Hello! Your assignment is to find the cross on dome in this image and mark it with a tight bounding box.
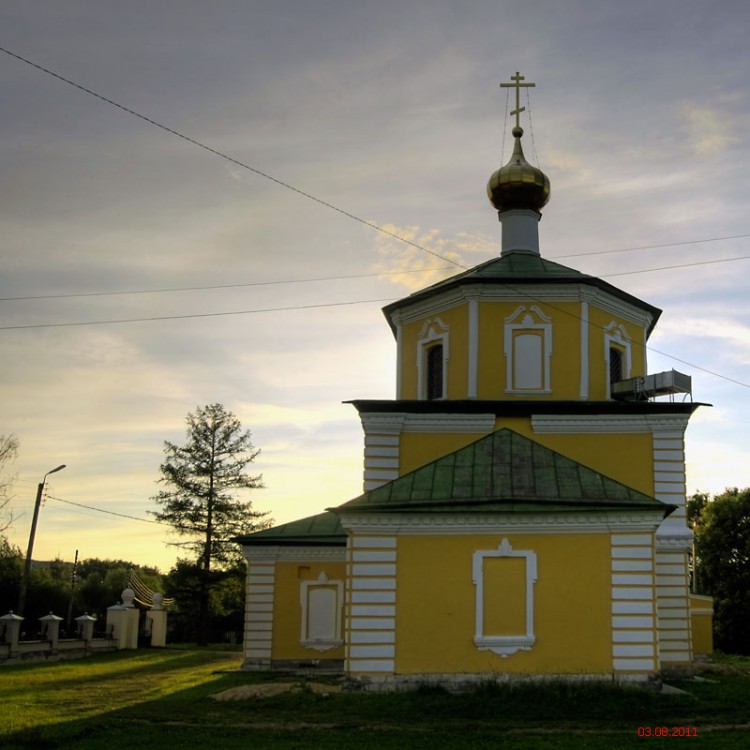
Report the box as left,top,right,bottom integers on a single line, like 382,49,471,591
500,71,536,130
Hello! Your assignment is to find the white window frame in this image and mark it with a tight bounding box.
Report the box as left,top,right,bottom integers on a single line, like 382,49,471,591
504,305,552,394
416,316,449,400
604,321,632,398
299,572,344,652
472,539,538,657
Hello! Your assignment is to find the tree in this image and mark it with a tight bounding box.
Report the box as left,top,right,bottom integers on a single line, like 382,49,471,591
693,487,750,654
0,434,19,534
150,403,269,644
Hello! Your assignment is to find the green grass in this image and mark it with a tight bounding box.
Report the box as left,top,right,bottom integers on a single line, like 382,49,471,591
1,650,749,748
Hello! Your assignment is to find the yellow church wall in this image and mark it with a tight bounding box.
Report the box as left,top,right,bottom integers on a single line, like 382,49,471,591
395,533,613,674
270,561,346,661
399,432,490,475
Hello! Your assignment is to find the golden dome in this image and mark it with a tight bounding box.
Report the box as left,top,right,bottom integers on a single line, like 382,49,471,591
487,126,550,214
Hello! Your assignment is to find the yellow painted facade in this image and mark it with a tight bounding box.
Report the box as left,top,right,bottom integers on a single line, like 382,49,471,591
397,298,648,403
394,533,614,675
270,561,346,662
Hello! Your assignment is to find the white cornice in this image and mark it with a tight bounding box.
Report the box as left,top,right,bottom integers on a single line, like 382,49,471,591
359,413,407,433
243,546,346,562
360,412,496,435
388,282,655,331
401,413,496,434
339,511,664,535
532,414,691,434
655,532,693,551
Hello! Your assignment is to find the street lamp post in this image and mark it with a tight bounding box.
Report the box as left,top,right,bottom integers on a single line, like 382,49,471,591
17,464,66,616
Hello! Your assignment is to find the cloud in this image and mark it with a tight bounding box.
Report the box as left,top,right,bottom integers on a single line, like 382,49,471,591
680,101,741,156
369,223,496,291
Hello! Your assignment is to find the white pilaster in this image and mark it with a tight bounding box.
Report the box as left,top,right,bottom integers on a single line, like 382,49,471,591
610,533,658,676
346,536,397,675
243,560,275,668
467,297,479,399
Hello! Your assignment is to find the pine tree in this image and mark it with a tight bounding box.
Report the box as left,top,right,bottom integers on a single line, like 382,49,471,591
151,403,268,644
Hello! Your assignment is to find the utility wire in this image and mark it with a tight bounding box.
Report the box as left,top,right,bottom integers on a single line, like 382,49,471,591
0,267,453,303
0,297,396,330
0,45,465,271
550,233,750,260
47,494,161,525
2,46,748,391
2,252,748,306
602,254,750,278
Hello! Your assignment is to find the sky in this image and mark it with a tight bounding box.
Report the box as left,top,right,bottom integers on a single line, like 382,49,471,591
2,0,749,573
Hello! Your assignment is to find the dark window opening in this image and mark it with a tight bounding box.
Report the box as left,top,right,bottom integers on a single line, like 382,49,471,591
609,347,624,384
426,344,444,400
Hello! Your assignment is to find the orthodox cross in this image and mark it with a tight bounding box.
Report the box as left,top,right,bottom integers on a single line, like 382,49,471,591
500,72,536,129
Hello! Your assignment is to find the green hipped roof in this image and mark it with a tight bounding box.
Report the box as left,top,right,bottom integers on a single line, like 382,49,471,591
382,251,662,335
235,511,345,547
236,429,672,547
334,428,672,516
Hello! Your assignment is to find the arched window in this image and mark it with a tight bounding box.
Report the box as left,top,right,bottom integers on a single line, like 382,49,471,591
604,322,632,398
417,317,449,400
425,343,444,400
609,346,624,385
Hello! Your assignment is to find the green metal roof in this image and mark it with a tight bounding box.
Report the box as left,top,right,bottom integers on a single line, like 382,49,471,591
235,511,346,547
334,428,671,516
382,251,662,335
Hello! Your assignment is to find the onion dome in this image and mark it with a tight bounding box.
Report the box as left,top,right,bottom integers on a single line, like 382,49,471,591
487,126,550,214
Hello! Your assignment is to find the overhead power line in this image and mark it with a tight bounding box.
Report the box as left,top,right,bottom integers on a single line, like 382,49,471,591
2,46,748,393
550,233,750,260
0,267,453,303
0,45,465,271
47,494,160,525
0,297,396,330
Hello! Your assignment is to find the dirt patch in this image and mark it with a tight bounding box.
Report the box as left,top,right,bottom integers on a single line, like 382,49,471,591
692,661,748,677
212,682,342,701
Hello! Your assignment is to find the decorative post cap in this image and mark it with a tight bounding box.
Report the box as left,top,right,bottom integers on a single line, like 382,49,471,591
0,611,24,622
39,612,64,622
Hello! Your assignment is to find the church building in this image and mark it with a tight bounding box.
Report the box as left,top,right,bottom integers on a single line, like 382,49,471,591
236,74,712,686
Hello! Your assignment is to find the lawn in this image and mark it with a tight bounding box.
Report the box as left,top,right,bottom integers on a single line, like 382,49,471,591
1,649,749,749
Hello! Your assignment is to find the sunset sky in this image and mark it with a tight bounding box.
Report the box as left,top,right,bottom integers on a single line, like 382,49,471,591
2,1,749,572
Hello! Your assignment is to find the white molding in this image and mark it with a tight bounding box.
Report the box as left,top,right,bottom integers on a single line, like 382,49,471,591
531,414,690,434
396,324,403,399
299,572,344,652
389,283,655,332
604,322,632,399
468,297,479,399
473,539,538,656
339,511,665,535
243,547,346,563
416,316,449,400
360,412,497,436
400,413,497,434
654,534,692,551
504,305,552,394
580,301,589,400
360,413,407,433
